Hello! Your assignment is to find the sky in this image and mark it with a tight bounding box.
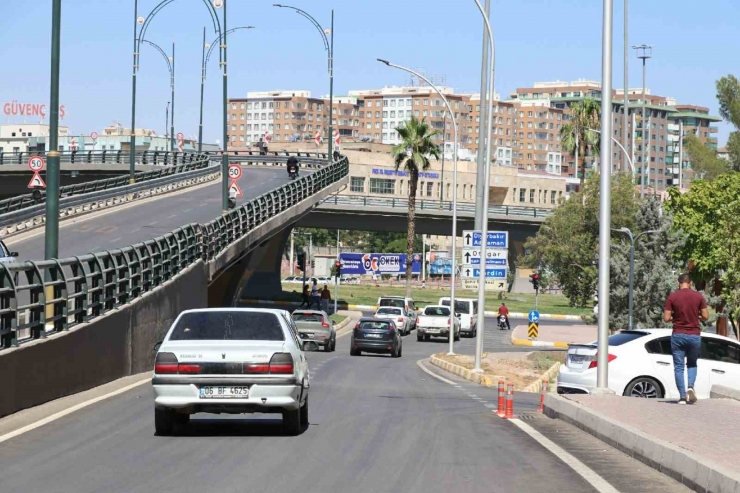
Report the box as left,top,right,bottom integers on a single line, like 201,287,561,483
1,0,738,145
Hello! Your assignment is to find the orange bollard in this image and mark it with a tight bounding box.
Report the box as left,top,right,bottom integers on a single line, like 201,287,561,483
537,380,548,413
495,380,506,416
504,383,515,419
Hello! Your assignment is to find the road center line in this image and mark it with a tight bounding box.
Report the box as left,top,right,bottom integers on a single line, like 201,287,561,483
0,377,151,445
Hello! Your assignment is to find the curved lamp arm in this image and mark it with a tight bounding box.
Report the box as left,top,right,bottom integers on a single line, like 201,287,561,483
141,39,173,76
205,26,254,75
273,4,329,53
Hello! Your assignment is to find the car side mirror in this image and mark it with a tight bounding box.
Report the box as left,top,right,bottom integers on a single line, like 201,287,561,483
153,341,163,352
10,252,18,257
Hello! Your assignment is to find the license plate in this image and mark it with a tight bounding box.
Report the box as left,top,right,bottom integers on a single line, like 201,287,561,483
199,386,249,399
366,333,382,339
570,355,586,364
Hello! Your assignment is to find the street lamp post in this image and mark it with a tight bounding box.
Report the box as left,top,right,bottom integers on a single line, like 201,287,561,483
588,127,635,176
632,44,652,198
378,59,460,356
140,39,175,152
199,26,255,153
622,0,629,173
45,0,62,261
472,0,496,372
613,228,656,330
474,0,491,230
273,4,334,164
131,0,175,184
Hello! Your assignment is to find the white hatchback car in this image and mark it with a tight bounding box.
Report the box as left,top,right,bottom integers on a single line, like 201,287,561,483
152,308,310,436
558,329,740,399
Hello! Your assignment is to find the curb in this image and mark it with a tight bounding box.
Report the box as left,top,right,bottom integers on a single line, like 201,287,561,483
710,385,740,402
544,394,740,493
429,355,497,387
511,337,570,349
244,299,584,319
521,361,561,393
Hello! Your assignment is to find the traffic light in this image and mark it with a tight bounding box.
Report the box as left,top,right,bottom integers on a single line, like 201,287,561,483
296,251,306,272
334,260,342,278
530,272,540,294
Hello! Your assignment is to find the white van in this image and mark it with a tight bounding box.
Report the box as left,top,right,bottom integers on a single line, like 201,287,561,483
438,297,478,337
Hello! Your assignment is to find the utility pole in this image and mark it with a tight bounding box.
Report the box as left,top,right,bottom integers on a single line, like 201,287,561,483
170,42,175,152
474,0,491,230
678,120,684,189
334,230,340,315
290,230,295,276
45,0,62,262
622,0,629,172
633,44,652,197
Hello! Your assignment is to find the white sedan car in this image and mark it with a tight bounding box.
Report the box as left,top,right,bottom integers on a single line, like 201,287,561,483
152,308,310,436
373,307,410,335
558,329,740,400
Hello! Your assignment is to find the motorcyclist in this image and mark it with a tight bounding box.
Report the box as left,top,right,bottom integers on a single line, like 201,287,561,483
498,302,511,330
287,155,299,177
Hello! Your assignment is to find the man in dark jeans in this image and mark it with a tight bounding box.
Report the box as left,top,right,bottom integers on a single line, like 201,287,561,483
663,273,709,404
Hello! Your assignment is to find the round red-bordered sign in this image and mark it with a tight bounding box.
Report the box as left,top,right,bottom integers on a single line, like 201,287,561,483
90,131,98,141
27,155,45,172
228,164,242,180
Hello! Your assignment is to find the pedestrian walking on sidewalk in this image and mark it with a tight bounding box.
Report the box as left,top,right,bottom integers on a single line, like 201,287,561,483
310,280,321,310
320,284,331,313
663,273,709,404
299,284,310,309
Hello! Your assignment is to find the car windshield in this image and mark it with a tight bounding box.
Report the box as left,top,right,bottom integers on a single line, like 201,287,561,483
379,298,405,308
377,308,402,315
608,331,649,346
169,311,285,341
359,321,391,331
424,307,450,316
0,241,8,257
441,300,469,314
293,312,324,323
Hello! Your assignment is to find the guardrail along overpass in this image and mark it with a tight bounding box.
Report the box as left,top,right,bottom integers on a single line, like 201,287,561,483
0,152,348,418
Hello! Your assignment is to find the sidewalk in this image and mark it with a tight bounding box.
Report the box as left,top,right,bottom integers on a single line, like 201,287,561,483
545,393,740,492
511,324,596,348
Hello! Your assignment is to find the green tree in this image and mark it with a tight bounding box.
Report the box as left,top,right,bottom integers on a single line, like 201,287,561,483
559,98,601,190
523,172,638,307
610,196,685,331
667,172,740,338
684,134,727,181
392,117,441,297
716,75,740,171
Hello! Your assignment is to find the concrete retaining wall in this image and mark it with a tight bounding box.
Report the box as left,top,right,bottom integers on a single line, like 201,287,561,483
0,261,207,418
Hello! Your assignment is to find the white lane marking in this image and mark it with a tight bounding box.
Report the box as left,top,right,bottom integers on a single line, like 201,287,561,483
167,214,177,219
509,419,621,493
148,221,158,226
417,358,620,493
183,209,193,213
199,203,208,207
109,237,122,244
131,228,141,233
0,377,151,445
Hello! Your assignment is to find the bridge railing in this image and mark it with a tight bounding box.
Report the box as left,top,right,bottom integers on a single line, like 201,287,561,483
322,195,553,218
0,150,205,167
0,155,349,349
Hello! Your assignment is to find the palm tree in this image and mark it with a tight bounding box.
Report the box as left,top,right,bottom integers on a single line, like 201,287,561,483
560,98,601,190
392,117,441,298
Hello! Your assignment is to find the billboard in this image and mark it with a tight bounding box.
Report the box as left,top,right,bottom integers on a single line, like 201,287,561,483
339,252,421,275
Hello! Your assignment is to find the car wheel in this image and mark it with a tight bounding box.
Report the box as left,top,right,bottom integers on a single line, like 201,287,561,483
454,331,460,342
392,345,400,358
283,407,302,436
624,377,663,399
331,338,336,352
424,334,430,341
300,398,309,427
174,413,190,427
154,408,175,436
417,332,423,342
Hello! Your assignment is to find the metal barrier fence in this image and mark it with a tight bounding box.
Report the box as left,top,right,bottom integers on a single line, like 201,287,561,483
321,195,553,219
0,155,349,349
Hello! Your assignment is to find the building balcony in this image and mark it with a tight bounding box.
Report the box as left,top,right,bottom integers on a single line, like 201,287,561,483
710,127,719,133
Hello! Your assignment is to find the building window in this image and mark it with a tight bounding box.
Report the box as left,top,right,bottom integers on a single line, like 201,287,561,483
350,176,365,192
369,178,395,194
551,191,556,204
519,188,526,202
530,190,535,203
426,182,433,197
512,188,517,202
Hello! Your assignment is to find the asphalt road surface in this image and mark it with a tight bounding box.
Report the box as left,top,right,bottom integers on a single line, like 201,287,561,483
6,167,299,261
0,327,689,493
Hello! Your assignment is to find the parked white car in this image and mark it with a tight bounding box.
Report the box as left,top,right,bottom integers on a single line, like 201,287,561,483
373,307,410,335
558,329,740,400
152,308,310,436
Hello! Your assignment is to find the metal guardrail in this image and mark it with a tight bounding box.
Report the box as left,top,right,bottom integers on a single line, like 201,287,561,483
321,195,553,219
0,150,203,166
0,155,349,349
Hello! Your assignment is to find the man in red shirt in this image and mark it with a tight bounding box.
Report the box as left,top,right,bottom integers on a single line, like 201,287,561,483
498,303,511,330
663,273,709,404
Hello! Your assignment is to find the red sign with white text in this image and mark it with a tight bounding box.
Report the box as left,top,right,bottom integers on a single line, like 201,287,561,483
3,101,66,120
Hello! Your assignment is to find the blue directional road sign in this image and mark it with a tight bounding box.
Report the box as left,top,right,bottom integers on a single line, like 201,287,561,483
463,230,509,249
528,310,540,323
461,267,507,279
465,257,507,266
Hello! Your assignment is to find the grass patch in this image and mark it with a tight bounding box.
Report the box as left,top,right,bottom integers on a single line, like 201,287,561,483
278,283,589,316
330,314,347,325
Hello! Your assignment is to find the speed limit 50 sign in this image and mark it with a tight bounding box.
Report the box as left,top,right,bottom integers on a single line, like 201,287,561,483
227,164,242,180
28,155,45,172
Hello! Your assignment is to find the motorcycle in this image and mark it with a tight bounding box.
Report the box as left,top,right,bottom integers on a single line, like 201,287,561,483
498,315,508,331
288,165,299,180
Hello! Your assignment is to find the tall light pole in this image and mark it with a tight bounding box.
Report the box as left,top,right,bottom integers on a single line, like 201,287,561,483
588,127,635,176
622,0,629,173
273,4,334,164
474,0,491,230
199,26,254,153
633,44,652,197
472,0,496,373
378,59,460,356
45,0,62,261
613,228,656,330
596,0,614,391
140,39,175,152
131,0,175,184
165,101,170,140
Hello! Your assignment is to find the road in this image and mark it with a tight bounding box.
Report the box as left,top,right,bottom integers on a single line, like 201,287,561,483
0,323,689,493
5,167,298,261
